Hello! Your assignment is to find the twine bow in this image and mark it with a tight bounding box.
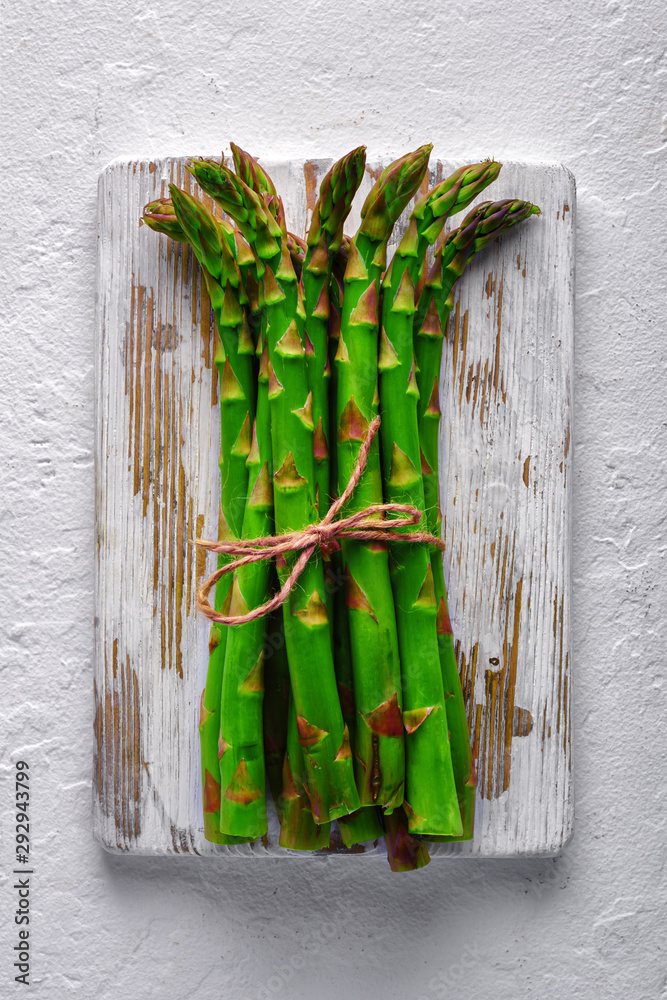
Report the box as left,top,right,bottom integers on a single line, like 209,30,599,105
196,416,445,627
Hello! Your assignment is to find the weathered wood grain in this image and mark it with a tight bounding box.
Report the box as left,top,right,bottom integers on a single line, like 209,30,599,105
93,156,575,857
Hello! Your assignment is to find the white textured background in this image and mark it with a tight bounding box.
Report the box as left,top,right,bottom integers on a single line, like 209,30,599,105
1,0,665,997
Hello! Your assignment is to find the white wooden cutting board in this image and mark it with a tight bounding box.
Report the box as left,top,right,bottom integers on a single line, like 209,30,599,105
93,155,575,858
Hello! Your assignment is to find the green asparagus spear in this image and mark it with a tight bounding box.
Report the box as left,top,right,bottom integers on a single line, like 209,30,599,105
326,265,364,793
337,807,384,847
335,145,433,811
227,146,306,356
377,163,500,835
382,808,431,872
301,152,368,830
414,198,541,838
279,694,331,850
264,607,336,851
142,198,189,243
302,147,367,516
144,191,256,843
168,185,261,841
212,340,274,839
230,141,287,233
286,232,307,278
263,603,291,822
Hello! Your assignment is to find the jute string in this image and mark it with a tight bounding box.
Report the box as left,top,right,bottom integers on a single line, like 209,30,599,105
196,416,445,627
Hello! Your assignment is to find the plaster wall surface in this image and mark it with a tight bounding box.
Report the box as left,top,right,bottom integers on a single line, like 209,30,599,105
0,1,665,998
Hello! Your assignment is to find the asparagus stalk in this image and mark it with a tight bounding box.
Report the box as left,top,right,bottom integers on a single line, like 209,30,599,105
144,193,256,844
286,232,307,277
167,187,256,533
263,603,291,821
327,267,345,521
326,267,359,750
335,145,433,811
189,157,360,823
231,143,366,517
382,808,431,872
228,146,306,365
215,326,336,844
302,151,367,819
279,695,331,851
167,185,263,842
377,163,500,835
263,603,337,853
230,141,287,233
337,806,384,848
229,144,310,286
144,201,228,843
142,198,189,243
264,614,335,852
414,198,541,838
302,147,367,516
213,339,275,839
232,231,262,348
327,546,355,737
326,264,384,848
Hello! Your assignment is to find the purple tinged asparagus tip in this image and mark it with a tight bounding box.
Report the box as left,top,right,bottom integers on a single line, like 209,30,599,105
359,144,433,241
307,145,367,251
142,197,189,242
230,142,287,231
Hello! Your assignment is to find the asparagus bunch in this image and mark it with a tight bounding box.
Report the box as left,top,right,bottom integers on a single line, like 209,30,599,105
142,144,539,869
